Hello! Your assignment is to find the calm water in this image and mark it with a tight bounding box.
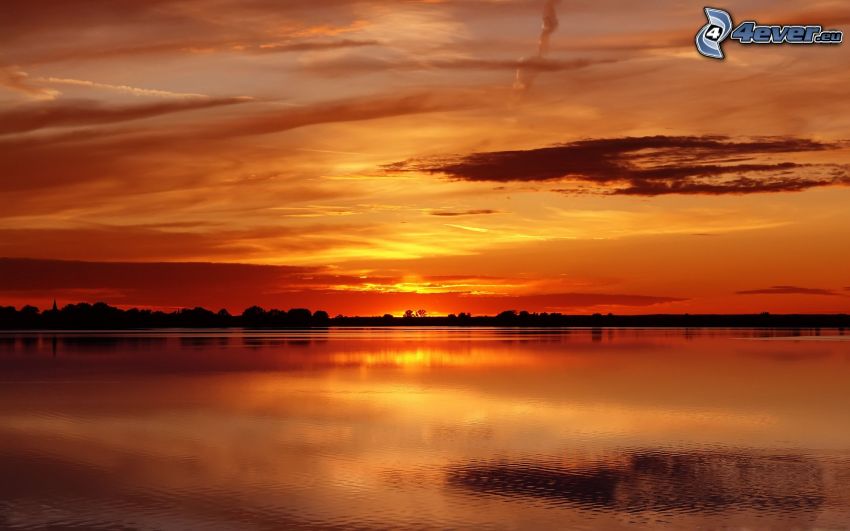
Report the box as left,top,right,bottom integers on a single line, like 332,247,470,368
0,328,849,530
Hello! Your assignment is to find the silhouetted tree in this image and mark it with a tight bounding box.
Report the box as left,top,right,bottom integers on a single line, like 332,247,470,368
266,309,286,325
497,310,517,321
287,308,312,326
1,301,849,330
313,310,330,325
242,306,265,317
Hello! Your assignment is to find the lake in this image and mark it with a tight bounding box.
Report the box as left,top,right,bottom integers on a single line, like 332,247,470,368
0,328,849,530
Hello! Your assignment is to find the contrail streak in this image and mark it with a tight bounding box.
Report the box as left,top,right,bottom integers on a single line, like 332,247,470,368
514,0,561,94
538,0,560,56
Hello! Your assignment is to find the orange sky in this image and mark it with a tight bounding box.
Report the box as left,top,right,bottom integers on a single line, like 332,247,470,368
1,0,849,315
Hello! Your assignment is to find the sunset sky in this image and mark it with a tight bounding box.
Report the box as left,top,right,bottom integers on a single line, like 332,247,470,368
1,0,849,315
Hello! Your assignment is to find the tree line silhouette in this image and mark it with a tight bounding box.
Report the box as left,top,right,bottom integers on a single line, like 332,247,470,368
0,302,848,329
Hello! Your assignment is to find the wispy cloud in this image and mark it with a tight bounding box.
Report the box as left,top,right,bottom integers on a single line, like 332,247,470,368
32,76,210,98
445,224,489,233
300,56,613,77
0,97,251,135
736,286,844,297
430,209,500,217
0,257,686,314
200,89,482,139
258,38,380,53
0,67,60,100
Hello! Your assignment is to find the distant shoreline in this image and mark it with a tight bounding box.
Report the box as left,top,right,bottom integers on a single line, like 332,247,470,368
1,302,848,330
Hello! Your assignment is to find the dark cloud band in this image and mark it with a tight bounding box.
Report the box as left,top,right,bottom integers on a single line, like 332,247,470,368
389,136,850,196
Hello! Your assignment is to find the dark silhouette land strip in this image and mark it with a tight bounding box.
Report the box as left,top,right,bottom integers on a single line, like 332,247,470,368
0,303,848,329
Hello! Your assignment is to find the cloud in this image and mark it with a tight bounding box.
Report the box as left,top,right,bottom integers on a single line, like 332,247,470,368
490,292,685,309
200,89,480,139
0,257,311,292
0,257,343,311
736,286,843,297
257,38,381,53
31,77,210,98
0,89,478,192
0,97,250,135
0,258,684,314
0,1,174,45
300,56,612,77
430,209,500,217
445,223,489,233
389,136,850,196
0,67,60,100
13,38,383,65
0,223,370,262
0,0,448,64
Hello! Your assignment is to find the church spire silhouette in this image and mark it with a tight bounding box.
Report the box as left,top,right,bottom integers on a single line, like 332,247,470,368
52,299,58,312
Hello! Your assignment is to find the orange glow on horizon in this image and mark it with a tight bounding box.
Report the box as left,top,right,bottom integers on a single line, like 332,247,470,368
1,1,848,314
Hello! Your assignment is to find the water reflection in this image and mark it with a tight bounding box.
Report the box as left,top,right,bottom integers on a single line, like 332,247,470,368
448,450,828,514
0,329,848,529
